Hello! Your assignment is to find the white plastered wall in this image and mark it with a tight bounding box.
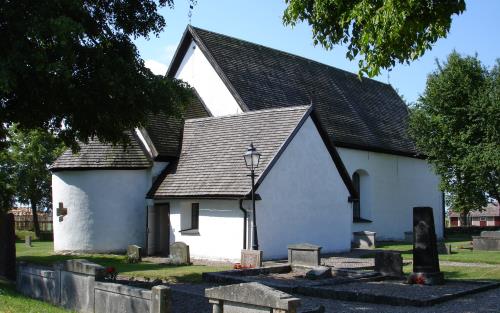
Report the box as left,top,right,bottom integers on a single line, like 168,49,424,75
52,169,151,253
167,199,244,261
256,117,352,259
337,148,444,240
174,40,242,116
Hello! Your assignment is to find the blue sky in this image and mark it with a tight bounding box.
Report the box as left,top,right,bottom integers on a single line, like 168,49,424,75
135,0,500,104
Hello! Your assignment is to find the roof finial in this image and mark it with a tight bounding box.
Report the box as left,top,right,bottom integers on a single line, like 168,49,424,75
188,0,197,25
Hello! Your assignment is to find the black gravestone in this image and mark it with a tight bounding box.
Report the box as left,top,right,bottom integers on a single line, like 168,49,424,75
408,207,444,285
0,213,16,280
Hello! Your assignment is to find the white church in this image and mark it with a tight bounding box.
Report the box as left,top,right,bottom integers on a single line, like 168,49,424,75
50,26,444,261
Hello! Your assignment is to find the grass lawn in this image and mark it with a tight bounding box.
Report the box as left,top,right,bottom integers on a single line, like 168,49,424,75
0,279,71,313
16,240,230,284
376,233,500,265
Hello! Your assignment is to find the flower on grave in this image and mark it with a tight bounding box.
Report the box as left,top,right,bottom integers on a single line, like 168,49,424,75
415,275,426,285
233,263,242,269
104,266,118,281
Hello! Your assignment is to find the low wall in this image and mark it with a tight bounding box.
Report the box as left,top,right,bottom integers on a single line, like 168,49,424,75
17,259,170,313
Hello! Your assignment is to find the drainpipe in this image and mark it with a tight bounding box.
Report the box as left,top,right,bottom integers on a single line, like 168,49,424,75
145,205,149,256
239,199,247,250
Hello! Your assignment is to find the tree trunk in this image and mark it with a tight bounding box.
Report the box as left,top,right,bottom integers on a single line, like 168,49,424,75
31,201,40,238
459,211,469,227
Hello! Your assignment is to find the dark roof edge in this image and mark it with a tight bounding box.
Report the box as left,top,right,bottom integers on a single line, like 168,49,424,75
167,26,249,112
51,166,151,172
152,194,262,201
310,111,359,200
253,106,313,192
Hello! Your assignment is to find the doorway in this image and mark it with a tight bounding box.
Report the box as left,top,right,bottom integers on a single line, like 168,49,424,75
154,203,170,256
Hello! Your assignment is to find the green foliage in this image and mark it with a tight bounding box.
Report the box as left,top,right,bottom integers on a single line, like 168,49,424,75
0,149,14,212
409,52,500,216
283,0,466,77
0,0,193,150
4,125,66,235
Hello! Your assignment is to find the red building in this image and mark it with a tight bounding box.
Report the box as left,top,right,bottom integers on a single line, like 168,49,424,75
449,202,500,227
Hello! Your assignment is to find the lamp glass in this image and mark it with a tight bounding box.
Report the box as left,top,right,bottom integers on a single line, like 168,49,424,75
244,144,261,170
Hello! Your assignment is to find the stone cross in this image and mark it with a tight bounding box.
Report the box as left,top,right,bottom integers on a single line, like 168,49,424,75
57,202,68,222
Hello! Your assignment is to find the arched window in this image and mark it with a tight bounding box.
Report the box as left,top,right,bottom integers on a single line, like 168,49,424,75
353,172,361,219
352,169,371,222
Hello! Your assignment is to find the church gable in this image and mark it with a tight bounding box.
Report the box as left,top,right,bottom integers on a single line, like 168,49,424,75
169,26,418,158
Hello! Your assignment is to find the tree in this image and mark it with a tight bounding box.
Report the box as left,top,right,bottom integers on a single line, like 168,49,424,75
0,149,14,212
409,52,500,221
0,0,193,151
8,125,66,237
283,0,466,77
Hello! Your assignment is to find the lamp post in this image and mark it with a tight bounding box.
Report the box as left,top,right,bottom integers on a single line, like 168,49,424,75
244,143,261,250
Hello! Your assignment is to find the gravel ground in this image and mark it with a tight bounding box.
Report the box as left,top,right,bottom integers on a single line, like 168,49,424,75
170,283,500,313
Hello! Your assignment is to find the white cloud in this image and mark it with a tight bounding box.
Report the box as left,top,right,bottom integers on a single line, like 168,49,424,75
145,59,168,75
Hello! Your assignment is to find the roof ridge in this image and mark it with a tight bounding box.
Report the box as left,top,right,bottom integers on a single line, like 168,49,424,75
189,26,391,88
184,105,311,124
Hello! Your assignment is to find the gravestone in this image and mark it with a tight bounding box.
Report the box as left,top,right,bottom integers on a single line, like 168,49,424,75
374,251,403,277
25,235,32,247
437,241,452,255
0,213,16,280
408,207,444,285
241,249,263,268
127,245,142,263
205,282,301,313
473,231,500,251
352,231,376,249
169,242,190,264
287,243,321,267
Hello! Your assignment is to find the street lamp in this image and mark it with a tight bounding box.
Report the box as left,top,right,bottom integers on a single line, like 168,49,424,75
244,143,261,250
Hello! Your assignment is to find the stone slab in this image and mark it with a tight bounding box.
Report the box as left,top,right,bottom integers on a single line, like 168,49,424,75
473,236,500,251
94,281,152,299
480,231,500,238
298,280,500,307
241,249,263,268
170,242,190,264
17,267,57,304
56,259,106,277
374,251,403,277
224,302,270,313
205,282,300,311
25,235,32,247
288,243,321,267
60,270,96,313
94,288,151,313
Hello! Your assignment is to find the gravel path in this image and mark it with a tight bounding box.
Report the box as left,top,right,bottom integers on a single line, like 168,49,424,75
170,283,500,313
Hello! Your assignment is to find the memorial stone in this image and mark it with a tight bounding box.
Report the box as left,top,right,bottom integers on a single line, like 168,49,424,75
287,243,321,267
408,207,444,285
127,245,142,263
352,231,376,249
169,242,190,264
25,235,32,247
374,251,403,277
205,282,301,313
0,213,16,280
241,249,263,268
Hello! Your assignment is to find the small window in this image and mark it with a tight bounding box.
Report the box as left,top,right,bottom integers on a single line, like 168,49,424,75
480,216,486,221
191,203,199,229
353,172,361,219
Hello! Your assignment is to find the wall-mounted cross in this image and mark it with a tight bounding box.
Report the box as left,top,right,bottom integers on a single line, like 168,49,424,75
57,202,67,221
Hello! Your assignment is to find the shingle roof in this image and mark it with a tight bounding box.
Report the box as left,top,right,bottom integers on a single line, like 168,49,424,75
144,92,211,159
169,26,418,157
50,132,151,171
151,106,311,198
